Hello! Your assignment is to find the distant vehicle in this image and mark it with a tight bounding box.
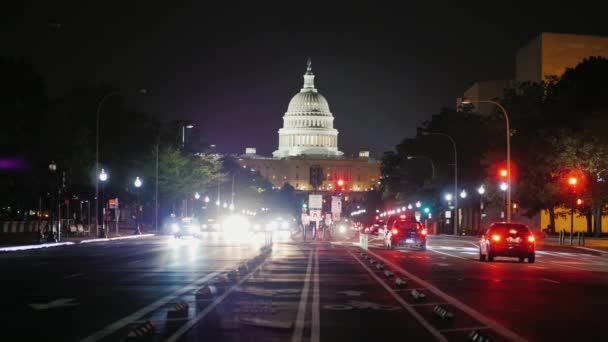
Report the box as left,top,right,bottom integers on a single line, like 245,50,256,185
479,222,535,263
383,214,427,250
364,216,385,235
170,216,201,238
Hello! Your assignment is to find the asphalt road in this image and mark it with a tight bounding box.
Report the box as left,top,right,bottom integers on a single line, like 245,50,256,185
1,232,607,341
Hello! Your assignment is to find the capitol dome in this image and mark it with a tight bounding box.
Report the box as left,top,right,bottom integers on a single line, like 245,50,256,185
273,59,343,159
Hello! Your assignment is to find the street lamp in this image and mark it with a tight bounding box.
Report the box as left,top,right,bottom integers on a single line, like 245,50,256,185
477,185,485,232
415,201,421,208
477,185,485,195
406,155,436,180
423,131,458,234
460,190,467,199
204,196,210,203
499,182,508,219
134,177,142,234
568,176,578,237
99,168,108,237
461,97,512,222
182,123,194,149
194,192,201,200
48,161,57,242
445,193,453,202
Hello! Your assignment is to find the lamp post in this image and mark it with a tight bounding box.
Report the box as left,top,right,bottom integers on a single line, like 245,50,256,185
98,168,108,237
95,91,120,239
568,176,578,237
134,176,142,234
182,123,194,149
406,155,436,180
499,182,508,219
423,131,458,234
477,185,485,232
461,98,511,222
48,161,57,242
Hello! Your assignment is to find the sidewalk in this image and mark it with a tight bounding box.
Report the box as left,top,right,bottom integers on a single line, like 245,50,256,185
0,228,156,251
540,236,608,253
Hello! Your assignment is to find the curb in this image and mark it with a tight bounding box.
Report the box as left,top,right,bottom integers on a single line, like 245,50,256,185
0,234,156,252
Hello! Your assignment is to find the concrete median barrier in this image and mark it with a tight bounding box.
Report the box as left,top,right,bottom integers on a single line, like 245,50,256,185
469,329,492,342
195,285,218,301
384,270,394,278
411,289,426,300
395,277,407,288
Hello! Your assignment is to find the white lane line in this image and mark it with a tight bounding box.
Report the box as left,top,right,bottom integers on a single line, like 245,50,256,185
165,261,267,342
63,273,84,279
542,278,560,284
366,249,527,342
80,271,220,342
429,249,469,260
291,249,314,342
311,249,320,342
440,326,489,332
347,250,448,342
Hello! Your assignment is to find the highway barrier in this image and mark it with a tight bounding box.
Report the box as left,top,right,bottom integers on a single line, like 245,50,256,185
384,270,394,278
167,301,189,318
195,285,218,301
375,263,385,270
126,320,155,340
432,305,454,319
359,233,369,250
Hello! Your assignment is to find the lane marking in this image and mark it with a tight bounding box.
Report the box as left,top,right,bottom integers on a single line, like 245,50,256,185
541,278,560,284
430,249,469,260
311,250,320,342
291,249,314,342
80,271,220,342
63,273,84,279
165,261,268,342
365,249,528,342
347,250,448,342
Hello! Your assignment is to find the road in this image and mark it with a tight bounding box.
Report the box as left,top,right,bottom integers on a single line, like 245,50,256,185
1,232,607,341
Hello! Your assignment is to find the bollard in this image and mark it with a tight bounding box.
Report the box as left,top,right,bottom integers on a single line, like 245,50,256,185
375,263,384,270
432,305,454,319
577,232,581,246
126,320,155,340
569,232,573,246
195,285,218,301
384,270,394,278
469,329,492,342
558,231,563,245
582,233,585,246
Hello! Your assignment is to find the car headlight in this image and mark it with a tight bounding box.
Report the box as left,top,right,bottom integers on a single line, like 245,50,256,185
281,222,289,229
339,225,346,233
267,222,278,231
202,224,207,229
171,223,179,233
188,225,198,234
253,223,261,231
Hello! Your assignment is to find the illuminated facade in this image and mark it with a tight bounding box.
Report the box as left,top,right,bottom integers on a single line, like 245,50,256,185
241,60,380,193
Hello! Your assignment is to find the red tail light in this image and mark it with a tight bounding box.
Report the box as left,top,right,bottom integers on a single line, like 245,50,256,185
421,229,427,235
528,235,535,243
392,229,398,235
491,234,501,242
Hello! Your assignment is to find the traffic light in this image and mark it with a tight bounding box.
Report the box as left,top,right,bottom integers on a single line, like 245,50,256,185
337,179,344,187
499,169,508,178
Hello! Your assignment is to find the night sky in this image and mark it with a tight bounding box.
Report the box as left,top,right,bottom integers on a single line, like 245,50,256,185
4,2,607,157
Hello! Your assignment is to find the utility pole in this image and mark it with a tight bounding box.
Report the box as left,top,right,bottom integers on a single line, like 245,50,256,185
155,141,159,233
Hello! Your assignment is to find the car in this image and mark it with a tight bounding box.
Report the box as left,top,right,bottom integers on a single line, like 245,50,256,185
365,216,385,235
383,215,427,250
479,222,535,263
170,216,201,238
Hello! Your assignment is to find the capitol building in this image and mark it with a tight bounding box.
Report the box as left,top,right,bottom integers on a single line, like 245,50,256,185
240,59,381,193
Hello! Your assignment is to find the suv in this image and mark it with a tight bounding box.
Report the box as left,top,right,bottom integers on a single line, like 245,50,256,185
383,215,427,250
479,223,535,263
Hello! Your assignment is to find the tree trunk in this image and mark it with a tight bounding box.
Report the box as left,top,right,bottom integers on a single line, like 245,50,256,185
586,210,593,235
548,207,556,234
593,205,602,237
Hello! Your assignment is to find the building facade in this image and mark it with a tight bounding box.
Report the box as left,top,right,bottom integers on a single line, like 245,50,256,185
240,60,381,194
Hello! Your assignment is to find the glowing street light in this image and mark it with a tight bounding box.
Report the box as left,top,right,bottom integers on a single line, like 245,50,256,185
204,196,210,203
194,192,201,200
477,185,486,195
444,193,453,202
460,190,467,199
568,177,578,186
415,201,421,208
134,177,142,188
223,202,228,208
500,182,508,191
99,168,108,182
407,204,413,210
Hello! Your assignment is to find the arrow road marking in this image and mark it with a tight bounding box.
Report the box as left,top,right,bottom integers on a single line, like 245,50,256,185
29,298,79,310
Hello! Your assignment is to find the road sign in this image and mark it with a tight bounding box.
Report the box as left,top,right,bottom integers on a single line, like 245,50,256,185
445,210,451,218
309,195,323,209
301,213,310,225
109,198,119,209
331,196,342,213
310,210,321,222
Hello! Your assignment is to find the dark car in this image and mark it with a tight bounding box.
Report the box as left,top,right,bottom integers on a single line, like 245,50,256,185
479,223,535,263
364,216,385,235
383,215,427,250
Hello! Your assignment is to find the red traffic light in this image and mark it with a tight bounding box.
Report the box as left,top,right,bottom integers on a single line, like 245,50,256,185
337,179,344,187
568,177,578,186
499,169,508,178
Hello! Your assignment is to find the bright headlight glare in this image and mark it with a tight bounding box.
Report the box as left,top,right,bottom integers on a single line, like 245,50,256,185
171,223,179,233
339,225,346,233
281,222,289,229
253,223,261,230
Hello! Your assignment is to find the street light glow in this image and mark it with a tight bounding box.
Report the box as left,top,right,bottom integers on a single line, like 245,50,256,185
204,196,210,203
445,193,453,202
460,190,467,199
99,169,108,182
500,182,508,191
568,177,578,186
415,201,421,208
134,176,142,188
407,204,413,210
194,192,200,200
478,185,486,195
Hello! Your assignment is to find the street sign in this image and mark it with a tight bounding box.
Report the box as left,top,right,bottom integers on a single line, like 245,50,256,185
325,214,332,226
309,195,323,209
109,198,119,209
301,213,310,225
331,196,342,213
445,210,451,218
310,210,321,222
